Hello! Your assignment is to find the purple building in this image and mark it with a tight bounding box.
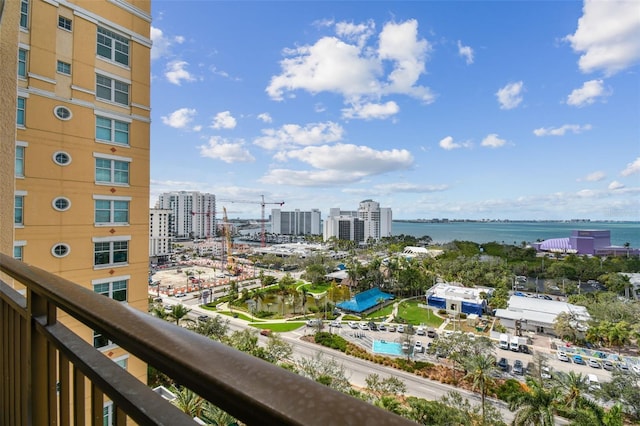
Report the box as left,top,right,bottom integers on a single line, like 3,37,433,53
533,229,639,256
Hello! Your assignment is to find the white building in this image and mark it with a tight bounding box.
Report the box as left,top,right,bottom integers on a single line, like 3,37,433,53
324,200,392,243
271,208,321,235
426,283,493,316
155,191,216,239
149,209,172,263
495,295,591,336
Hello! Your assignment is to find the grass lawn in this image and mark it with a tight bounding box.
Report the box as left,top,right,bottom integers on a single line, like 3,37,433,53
250,322,306,332
364,304,394,319
217,311,258,321
394,300,444,327
301,283,330,294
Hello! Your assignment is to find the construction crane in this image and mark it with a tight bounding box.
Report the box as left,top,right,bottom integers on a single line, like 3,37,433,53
218,195,285,247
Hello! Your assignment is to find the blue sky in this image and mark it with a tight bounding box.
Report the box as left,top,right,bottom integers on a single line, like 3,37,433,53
149,1,640,221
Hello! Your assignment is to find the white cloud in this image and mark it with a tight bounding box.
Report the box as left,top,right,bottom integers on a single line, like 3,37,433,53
373,182,449,194
496,81,524,109
211,111,237,130
565,0,640,75
257,113,273,123
439,136,472,150
261,144,413,187
457,40,474,64
150,27,185,61
533,124,593,136
281,144,413,173
161,108,197,129
165,60,196,85
621,157,640,176
566,79,609,107
254,121,344,150
481,134,506,148
266,18,434,116
199,136,255,163
581,171,606,182
342,101,399,120
608,181,625,190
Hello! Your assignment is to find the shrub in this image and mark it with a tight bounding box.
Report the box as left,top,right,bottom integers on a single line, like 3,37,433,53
314,332,348,352
495,379,525,402
459,313,467,319
438,309,447,315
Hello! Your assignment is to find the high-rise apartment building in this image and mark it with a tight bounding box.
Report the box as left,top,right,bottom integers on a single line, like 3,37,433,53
271,208,321,235
324,200,392,243
150,208,172,264
2,0,151,421
156,191,217,239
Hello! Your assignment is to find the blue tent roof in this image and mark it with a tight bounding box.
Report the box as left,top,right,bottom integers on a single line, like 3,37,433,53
336,288,394,313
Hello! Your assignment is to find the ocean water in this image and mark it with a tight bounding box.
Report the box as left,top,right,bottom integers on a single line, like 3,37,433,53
391,221,640,248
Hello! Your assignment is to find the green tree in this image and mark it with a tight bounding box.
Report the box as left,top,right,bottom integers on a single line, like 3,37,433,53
260,332,293,365
171,386,203,417
295,352,351,393
463,353,497,424
509,377,560,426
168,304,192,326
186,314,229,341
364,373,407,402
600,369,640,420
199,402,239,426
554,371,589,411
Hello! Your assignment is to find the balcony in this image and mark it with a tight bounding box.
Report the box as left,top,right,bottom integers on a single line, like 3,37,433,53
0,253,413,425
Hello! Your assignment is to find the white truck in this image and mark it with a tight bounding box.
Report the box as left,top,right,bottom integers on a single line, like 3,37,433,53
510,336,520,351
499,333,509,350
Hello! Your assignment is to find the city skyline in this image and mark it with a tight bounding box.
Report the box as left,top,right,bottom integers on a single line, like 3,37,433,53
150,1,639,221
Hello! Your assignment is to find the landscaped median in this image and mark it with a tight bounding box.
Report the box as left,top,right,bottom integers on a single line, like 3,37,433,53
310,331,528,404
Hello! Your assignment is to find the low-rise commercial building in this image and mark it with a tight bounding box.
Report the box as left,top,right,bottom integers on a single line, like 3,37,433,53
426,283,493,317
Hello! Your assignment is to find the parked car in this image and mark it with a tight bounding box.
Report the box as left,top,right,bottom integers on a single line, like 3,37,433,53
557,351,570,362
573,355,585,365
359,323,369,330
513,360,524,375
416,326,426,336
387,324,396,332
378,323,386,331
632,364,640,375
259,329,272,336
368,321,377,331
618,362,630,372
397,325,405,333
602,360,614,371
197,315,209,322
348,321,358,329
414,341,424,353
588,358,601,369
519,344,531,354
329,321,342,328
427,329,437,338
541,366,552,379
497,357,509,371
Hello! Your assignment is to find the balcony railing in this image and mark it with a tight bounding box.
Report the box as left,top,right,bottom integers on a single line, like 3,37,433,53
0,253,414,425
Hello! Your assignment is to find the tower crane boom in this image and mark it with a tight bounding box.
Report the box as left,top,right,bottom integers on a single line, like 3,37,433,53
218,195,284,247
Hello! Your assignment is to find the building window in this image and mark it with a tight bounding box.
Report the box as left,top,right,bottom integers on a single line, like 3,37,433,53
54,106,72,120
58,16,72,31
103,402,114,424
17,97,26,126
20,0,29,29
57,60,71,75
18,49,27,77
13,246,24,261
53,151,71,166
95,157,130,184
97,27,130,66
95,199,129,224
94,331,112,349
15,196,24,225
53,197,71,211
96,116,129,145
96,74,129,106
51,243,70,258
94,240,128,267
16,146,25,177
94,279,128,302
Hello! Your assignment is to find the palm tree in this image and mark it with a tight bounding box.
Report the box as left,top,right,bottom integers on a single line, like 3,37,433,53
171,386,203,418
509,377,560,426
169,304,192,326
568,399,624,426
463,353,497,424
555,371,589,411
200,402,238,426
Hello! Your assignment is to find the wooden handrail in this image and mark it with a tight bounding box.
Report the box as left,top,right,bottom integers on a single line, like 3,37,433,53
0,253,414,425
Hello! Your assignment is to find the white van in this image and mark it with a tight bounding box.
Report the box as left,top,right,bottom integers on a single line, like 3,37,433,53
586,374,600,391
510,336,520,352
499,333,509,350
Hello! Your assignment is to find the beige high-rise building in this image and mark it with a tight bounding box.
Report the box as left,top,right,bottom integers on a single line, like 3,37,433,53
2,0,151,421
